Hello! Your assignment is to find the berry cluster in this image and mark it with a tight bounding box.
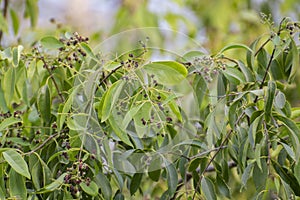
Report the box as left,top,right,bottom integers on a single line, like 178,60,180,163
0,111,25,149
192,56,224,82
63,159,92,197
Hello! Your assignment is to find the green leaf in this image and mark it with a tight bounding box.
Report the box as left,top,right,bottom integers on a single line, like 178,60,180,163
101,80,125,122
143,61,188,85
10,9,19,35
294,161,300,184
40,36,64,49
275,114,300,162
248,113,263,148
166,162,178,196
201,177,217,200
148,158,161,182
0,82,8,112
130,173,143,195
80,42,97,60
222,66,246,85
216,175,230,198
95,172,112,200
26,0,38,27
241,163,253,190
218,43,253,54
253,159,267,192
12,45,23,67
122,103,145,129
272,160,300,196
0,117,21,132
275,91,286,109
38,173,67,193
9,168,27,199
31,159,42,190
182,50,205,62
188,158,201,172
288,38,299,83
265,81,276,122
3,149,30,179
2,67,16,105
80,181,99,197
109,114,132,146
103,61,121,71
37,85,51,125
237,61,255,82
280,142,295,161
228,101,239,129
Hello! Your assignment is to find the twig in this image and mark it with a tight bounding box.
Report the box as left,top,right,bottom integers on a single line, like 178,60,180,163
253,47,276,103
0,0,9,46
24,132,59,155
191,112,245,200
254,17,286,57
39,55,65,102
254,38,271,57
96,64,122,92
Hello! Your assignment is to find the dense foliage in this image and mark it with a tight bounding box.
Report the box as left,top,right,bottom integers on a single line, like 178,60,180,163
0,1,299,200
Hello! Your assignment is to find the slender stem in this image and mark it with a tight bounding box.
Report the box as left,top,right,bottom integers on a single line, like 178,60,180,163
0,0,9,46
39,55,65,102
24,132,59,155
253,47,276,103
96,64,122,91
254,38,271,57
191,112,245,200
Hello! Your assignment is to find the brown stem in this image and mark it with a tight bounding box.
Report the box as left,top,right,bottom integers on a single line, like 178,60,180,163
39,55,65,102
24,132,59,155
253,47,276,103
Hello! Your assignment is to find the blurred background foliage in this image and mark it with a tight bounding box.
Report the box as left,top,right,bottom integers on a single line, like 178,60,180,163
2,0,299,52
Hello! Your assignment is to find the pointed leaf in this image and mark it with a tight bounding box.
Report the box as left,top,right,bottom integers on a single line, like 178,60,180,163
95,172,112,200
201,177,217,200
3,149,30,179
80,181,98,197
12,45,23,67
38,173,67,193
218,43,253,54
265,81,276,122
101,80,125,122
130,173,143,195
37,85,51,125
143,61,187,85
9,169,27,199
288,38,299,83
40,36,64,49
0,117,21,132
2,67,16,105
166,162,178,196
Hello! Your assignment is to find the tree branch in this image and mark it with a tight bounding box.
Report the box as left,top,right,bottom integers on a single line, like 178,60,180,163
24,132,59,155
39,55,65,102
0,0,9,46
